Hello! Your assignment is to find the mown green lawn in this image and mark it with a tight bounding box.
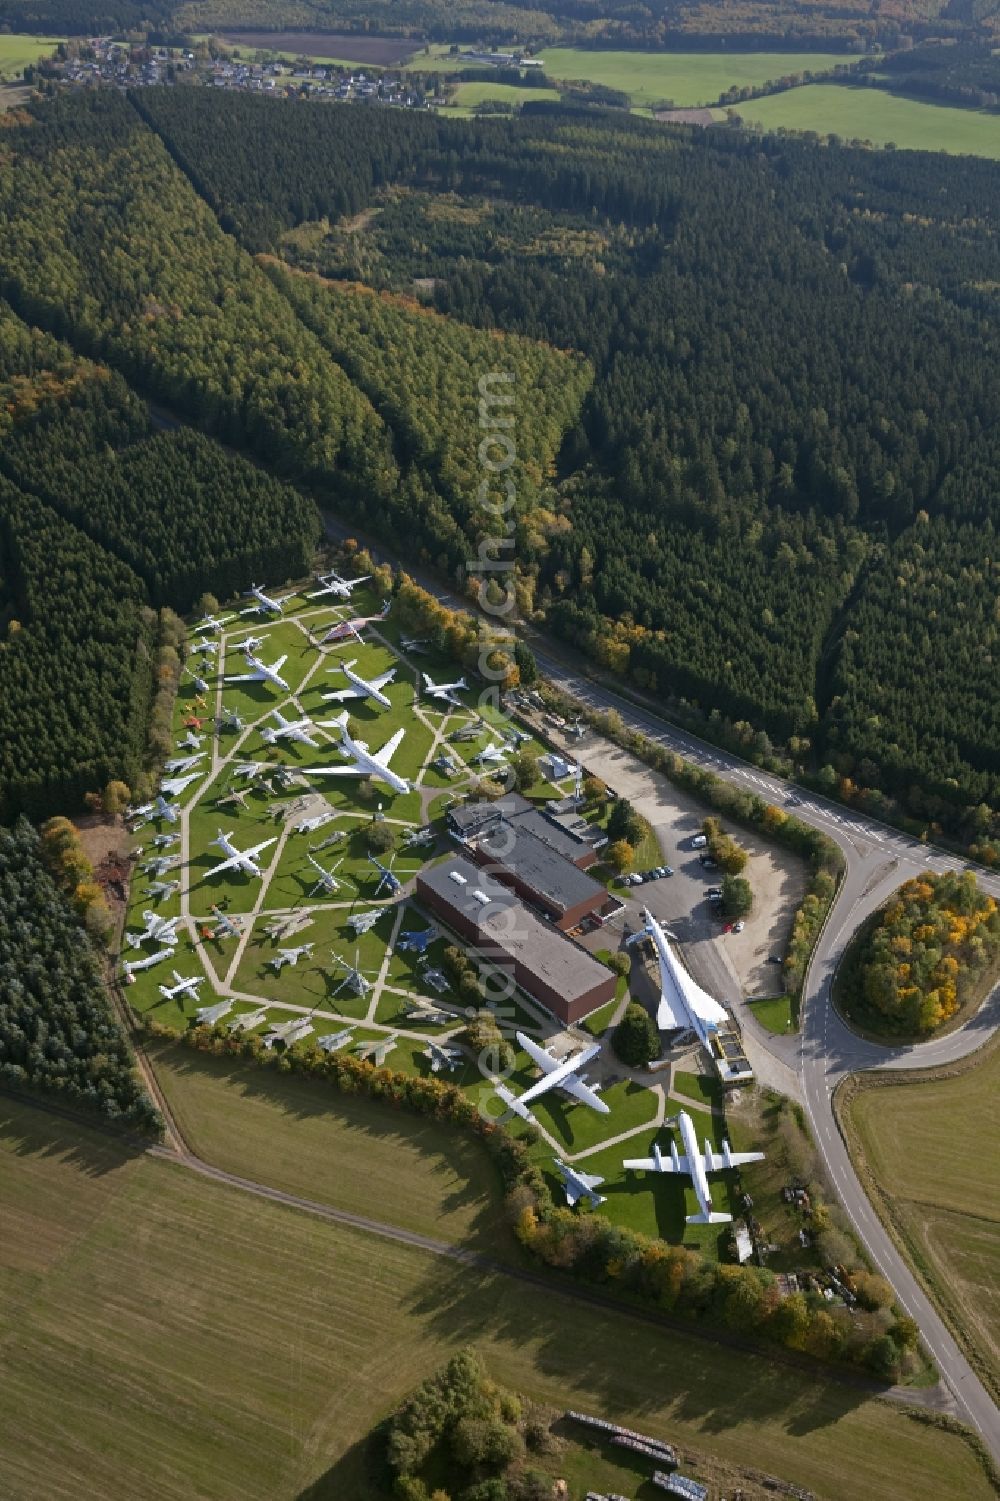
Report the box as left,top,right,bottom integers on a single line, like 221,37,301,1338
537,47,859,108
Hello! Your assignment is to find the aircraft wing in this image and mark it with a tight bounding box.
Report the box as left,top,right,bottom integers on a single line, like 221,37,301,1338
205,853,245,877
373,728,406,769
369,670,396,691
247,838,277,861
622,1154,688,1174
707,1149,765,1171
225,670,262,683
271,655,288,674
559,1073,610,1114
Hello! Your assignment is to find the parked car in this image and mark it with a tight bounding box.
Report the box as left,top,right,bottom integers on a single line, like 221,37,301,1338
733,920,745,933
706,886,722,898
690,834,708,849
699,853,717,867
663,865,674,876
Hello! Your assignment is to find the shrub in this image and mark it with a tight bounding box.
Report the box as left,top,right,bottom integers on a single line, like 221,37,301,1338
612,1002,659,1067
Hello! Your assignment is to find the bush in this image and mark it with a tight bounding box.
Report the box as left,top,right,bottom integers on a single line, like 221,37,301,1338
604,837,634,873
367,821,396,854
451,1417,522,1470
612,1002,659,1067
721,874,753,917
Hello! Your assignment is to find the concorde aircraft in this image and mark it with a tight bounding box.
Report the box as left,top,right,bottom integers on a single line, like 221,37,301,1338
421,672,467,708
205,830,277,880
240,582,294,617
260,708,319,748
495,1031,609,1123
553,1158,607,1209
317,599,391,647
224,651,290,694
158,971,205,1004
629,907,730,1046
307,571,370,600
309,712,411,796
322,658,396,711
623,1111,765,1225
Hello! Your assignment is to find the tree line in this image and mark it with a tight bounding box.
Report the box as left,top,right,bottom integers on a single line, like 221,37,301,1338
0,819,160,1128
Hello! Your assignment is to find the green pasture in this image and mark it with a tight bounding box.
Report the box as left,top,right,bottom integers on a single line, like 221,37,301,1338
537,47,860,108
729,83,1000,158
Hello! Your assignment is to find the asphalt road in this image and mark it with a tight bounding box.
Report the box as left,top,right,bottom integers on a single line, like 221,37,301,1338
324,513,1000,1455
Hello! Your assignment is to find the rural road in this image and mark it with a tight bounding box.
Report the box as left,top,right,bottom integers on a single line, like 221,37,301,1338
323,512,1000,1458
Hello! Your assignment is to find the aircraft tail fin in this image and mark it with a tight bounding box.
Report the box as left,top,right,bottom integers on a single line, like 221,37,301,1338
495,1084,533,1121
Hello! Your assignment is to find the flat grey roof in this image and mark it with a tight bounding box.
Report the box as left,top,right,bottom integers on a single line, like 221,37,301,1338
474,819,605,915
417,857,611,1003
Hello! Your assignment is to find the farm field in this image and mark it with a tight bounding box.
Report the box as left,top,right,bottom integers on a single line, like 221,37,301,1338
146,1039,515,1257
843,1044,1000,1397
0,34,63,78
0,1095,994,1501
728,83,1000,158
536,48,860,108
212,30,417,65
449,81,562,111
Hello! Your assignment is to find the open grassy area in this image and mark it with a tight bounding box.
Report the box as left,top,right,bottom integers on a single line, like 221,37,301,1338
537,48,859,108
673,1070,723,1110
841,1043,1000,1400
449,81,561,111
0,1094,994,1501
729,83,1000,159
0,34,63,78
747,994,797,1035
147,1039,512,1256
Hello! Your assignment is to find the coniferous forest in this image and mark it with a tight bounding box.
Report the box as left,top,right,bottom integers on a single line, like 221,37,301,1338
0,88,998,861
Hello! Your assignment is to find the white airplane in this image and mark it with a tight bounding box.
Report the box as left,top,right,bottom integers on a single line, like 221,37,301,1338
623,1112,765,1225
348,907,388,936
406,998,454,1027
129,794,179,828
496,1031,609,1123
307,571,370,600
264,912,313,942
196,998,234,1026
161,770,203,798
318,1027,355,1054
237,633,268,656
208,906,245,941
233,761,267,781
179,729,203,753
472,742,507,767
260,708,319,748
144,878,180,901
228,1007,267,1033
158,971,204,1003
241,582,293,617
422,672,467,708
424,1042,463,1073
205,830,277,880
368,853,416,898
268,944,314,972
356,1034,397,1065
194,612,237,634
310,712,411,796
164,752,205,775
294,810,337,836
225,652,289,694
194,636,220,656
122,948,174,981
630,908,729,1046
305,853,347,896
323,658,396,710
553,1158,606,1209
318,599,391,647
263,1017,314,1050
127,911,181,948
216,705,246,733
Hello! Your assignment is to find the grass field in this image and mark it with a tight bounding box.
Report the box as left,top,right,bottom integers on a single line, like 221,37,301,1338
449,81,561,111
728,83,1000,159
842,1044,1000,1399
0,1095,994,1501
747,994,796,1035
536,48,859,109
147,1039,513,1256
0,34,63,78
